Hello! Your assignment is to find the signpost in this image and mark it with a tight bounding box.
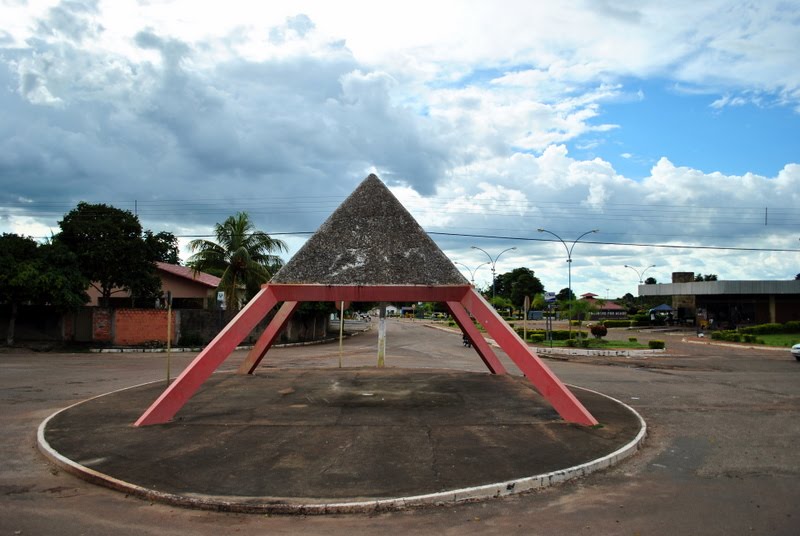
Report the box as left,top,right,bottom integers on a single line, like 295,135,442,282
544,292,556,347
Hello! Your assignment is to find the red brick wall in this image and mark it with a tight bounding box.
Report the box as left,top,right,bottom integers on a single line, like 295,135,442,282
113,309,177,346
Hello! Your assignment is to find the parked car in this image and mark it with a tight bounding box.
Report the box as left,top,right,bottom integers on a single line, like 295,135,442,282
792,343,800,361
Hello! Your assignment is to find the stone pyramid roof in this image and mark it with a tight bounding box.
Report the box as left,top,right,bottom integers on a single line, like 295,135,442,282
271,174,468,286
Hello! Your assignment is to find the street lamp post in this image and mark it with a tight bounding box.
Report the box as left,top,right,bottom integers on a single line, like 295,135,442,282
470,246,517,301
537,228,599,336
624,264,656,308
453,261,490,286
624,264,657,284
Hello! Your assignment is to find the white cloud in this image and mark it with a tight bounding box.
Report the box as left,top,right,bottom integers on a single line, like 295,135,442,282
0,1,798,300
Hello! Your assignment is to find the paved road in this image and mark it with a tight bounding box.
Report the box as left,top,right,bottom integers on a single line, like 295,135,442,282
1,320,798,535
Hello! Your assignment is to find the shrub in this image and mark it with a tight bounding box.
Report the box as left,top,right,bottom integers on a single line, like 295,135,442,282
648,340,665,349
579,339,591,348
603,319,633,328
740,321,800,335
529,334,545,343
565,339,578,347
628,337,638,342
590,325,608,339
448,320,455,327
740,323,783,335
711,330,741,342
178,332,205,347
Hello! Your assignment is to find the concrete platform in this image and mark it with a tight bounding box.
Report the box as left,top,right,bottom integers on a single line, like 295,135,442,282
38,368,645,514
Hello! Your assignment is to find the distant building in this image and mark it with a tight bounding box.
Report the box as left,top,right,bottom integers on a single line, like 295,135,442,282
85,262,221,309
579,293,628,320
638,272,800,326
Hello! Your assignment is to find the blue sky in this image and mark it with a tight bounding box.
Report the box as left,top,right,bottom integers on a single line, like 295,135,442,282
579,79,800,181
0,1,798,298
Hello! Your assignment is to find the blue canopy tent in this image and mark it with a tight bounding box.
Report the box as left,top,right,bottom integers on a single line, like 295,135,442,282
650,304,673,313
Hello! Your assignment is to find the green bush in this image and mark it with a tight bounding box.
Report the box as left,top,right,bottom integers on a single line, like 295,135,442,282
628,337,638,342
590,325,608,339
603,319,633,328
740,323,783,335
447,320,456,327
579,339,591,348
648,340,666,349
711,330,741,342
529,334,545,343
525,329,573,341
740,321,800,335
178,332,205,347
565,339,578,347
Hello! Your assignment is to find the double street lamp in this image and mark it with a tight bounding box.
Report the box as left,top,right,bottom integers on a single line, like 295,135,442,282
537,228,599,335
470,246,517,300
624,264,657,284
453,261,489,286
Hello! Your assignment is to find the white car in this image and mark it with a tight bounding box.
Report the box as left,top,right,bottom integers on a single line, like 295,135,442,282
792,343,800,361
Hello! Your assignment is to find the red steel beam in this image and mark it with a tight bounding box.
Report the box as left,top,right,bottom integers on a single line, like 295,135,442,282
134,287,279,426
461,288,598,426
237,301,299,375
268,284,471,303
446,301,507,375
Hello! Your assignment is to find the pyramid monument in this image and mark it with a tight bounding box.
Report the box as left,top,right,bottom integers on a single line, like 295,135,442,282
272,174,468,286
135,174,597,427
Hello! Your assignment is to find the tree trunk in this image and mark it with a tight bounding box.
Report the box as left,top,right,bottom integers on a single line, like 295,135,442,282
6,302,17,346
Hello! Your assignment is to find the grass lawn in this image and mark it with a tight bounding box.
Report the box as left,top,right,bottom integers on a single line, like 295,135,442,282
755,333,800,348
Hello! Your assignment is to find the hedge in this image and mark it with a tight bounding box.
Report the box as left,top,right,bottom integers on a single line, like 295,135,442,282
739,321,800,335
601,319,633,328
516,328,582,341
648,340,665,349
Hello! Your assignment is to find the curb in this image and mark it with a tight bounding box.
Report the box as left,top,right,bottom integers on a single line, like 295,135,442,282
37,382,646,515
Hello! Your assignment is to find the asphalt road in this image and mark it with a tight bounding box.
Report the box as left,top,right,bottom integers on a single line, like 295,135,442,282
1,319,798,535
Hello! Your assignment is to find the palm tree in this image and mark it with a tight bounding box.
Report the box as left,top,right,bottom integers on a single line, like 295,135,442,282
187,212,287,311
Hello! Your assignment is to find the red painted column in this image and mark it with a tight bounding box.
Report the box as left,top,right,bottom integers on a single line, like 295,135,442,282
446,301,507,375
134,287,279,426
237,301,300,375
461,288,598,426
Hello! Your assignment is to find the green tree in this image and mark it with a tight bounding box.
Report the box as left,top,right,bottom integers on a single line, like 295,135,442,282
56,202,161,306
566,298,598,337
187,212,287,311
644,276,657,284
556,287,575,302
145,231,180,264
0,234,88,345
493,267,544,309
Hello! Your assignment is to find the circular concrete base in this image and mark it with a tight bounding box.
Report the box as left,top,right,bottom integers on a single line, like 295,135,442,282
38,368,645,514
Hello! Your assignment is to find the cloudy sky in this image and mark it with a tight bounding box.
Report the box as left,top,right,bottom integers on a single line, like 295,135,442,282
1,0,799,299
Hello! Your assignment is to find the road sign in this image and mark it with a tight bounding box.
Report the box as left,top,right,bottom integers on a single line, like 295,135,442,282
544,291,556,303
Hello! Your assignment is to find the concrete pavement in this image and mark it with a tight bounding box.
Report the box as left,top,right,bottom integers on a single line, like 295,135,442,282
38,367,643,513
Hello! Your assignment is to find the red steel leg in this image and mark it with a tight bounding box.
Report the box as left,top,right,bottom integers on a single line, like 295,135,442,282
236,301,299,375
134,287,279,426
461,288,598,426
446,301,507,375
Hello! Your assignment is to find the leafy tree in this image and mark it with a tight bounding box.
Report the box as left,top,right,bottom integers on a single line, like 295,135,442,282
493,267,544,309
694,273,718,281
0,234,38,344
187,212,287,311
644,276,657,284
796,273,800,280
566,298,598,337
556,287,575,302
0,234,88,344
56,202,161,306
531,293,547,311
145,231,180,264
